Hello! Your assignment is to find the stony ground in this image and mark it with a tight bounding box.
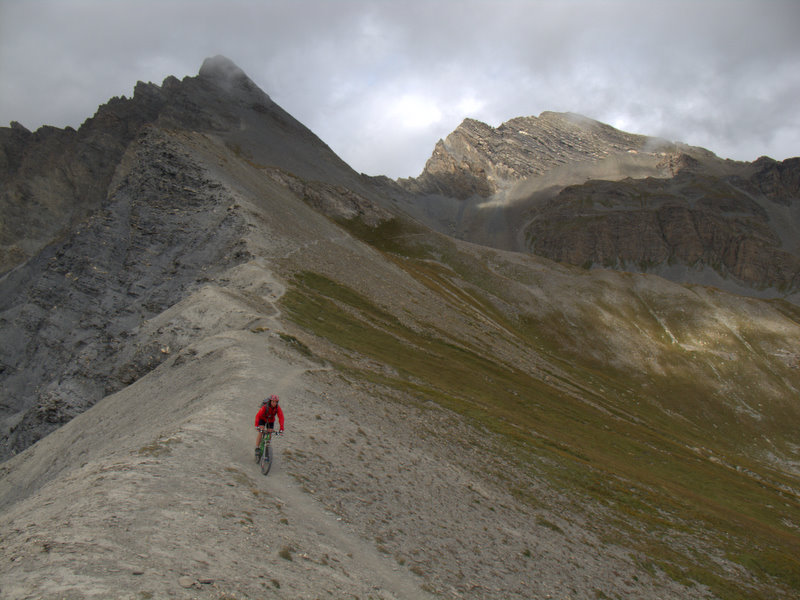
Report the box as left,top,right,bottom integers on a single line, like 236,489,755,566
0,259,709,600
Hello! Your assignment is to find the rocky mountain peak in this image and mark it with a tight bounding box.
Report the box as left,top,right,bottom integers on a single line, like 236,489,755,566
199,54,247,81
198,54,267,100
0,56,352,275
399,111,691,199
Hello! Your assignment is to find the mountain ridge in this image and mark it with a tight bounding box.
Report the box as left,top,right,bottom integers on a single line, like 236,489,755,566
0,55,359,276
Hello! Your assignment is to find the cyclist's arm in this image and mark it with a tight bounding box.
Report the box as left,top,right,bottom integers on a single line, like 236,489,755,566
254,405,266,427
276,405,285,432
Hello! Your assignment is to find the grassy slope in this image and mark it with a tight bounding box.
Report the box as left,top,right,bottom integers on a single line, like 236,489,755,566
281,215,800,599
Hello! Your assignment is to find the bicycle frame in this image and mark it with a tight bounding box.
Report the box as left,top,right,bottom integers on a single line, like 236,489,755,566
257,426,277,475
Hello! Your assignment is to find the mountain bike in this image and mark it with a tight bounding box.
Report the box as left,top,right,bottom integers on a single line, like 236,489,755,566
255,427,280,475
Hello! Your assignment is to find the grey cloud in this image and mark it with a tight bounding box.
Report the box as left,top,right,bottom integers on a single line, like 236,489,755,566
0,0,797,178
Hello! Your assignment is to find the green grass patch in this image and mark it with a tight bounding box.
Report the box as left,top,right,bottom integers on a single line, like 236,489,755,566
278,332,314,357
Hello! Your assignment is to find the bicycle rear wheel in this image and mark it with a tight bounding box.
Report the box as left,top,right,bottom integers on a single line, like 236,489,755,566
260,443,273,475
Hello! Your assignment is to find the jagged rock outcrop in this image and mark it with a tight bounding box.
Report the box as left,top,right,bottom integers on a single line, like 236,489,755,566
0,83,168,274
748,156,800,205
398,112,709,199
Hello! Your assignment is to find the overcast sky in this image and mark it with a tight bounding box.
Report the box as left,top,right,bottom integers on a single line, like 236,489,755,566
1,0,798,178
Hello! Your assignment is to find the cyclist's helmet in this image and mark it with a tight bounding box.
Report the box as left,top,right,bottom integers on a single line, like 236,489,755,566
263,394,279,405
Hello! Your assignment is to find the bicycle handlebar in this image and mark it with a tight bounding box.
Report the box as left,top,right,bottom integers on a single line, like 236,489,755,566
256,426,283,434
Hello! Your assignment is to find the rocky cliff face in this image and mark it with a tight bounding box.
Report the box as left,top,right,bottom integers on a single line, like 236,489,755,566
523,163,800,293
749,155,800,205
0,127,249,459
0,83,167,274
399,112,710,199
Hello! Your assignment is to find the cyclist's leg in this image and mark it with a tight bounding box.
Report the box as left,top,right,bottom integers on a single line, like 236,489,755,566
264,422,275,459
255,420,266,456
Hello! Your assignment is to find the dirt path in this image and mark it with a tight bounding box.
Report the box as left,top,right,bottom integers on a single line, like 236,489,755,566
0,331,438,599
231,356,432,599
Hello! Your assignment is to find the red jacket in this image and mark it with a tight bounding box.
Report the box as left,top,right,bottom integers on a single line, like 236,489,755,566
255,403,284,430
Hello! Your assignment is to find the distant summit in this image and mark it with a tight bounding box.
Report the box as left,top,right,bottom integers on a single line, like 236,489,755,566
2,57,797,298
199,54,249,81
399,111,716,200
198,54,268,100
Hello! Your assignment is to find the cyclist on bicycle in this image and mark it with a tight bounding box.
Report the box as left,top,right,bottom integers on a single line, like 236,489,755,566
255,394,284,459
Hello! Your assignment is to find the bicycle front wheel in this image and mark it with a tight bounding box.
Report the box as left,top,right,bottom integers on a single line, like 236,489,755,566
260,443,273,475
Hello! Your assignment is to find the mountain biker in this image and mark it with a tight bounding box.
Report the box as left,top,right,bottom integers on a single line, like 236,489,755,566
255,394,284,459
